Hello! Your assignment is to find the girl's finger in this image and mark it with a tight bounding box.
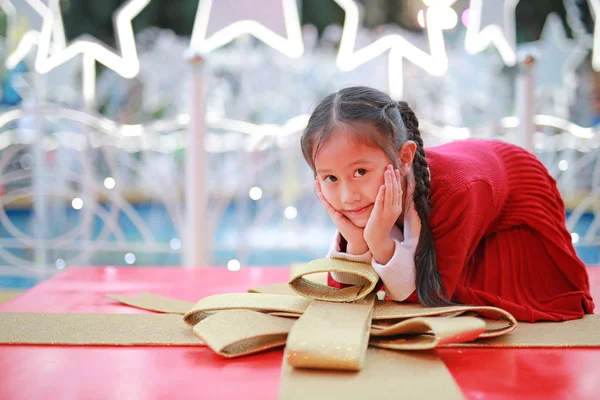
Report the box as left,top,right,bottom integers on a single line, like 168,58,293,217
391,168,399,206
395,169,402,206
385,168,393,210
372,184,385,217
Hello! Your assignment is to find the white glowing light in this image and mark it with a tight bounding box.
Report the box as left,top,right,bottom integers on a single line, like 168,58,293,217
334,0,450,98
71,197,83,210
227,259,241,271
571,232,580,244
437,6,458,29
533,115,594,139
422,0,456,6
104,177,116,189
464,0,519,66
417,10,426,28
419,4,458,29
558,160,569,171
587,0,600,70
170,238,182,250
55,258,65,269
120,124,144,137
461,8,471,27
8,0,150,102
249,186,263,200
284,206,298,220
124,252,136,264
189,0,304,58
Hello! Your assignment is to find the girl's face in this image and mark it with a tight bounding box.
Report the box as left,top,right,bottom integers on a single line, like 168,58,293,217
314,125,391,228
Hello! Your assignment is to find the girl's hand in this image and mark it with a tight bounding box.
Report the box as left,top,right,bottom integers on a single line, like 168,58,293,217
315,180,369,255
364,165,403,263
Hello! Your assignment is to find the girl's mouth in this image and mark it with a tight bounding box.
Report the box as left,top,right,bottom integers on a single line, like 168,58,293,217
345,204,372,217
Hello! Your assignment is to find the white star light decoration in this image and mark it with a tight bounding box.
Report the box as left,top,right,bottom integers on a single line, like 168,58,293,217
6,0,69,71
0,0,17,49
189,0,303,58
529,13,587,118
6,0,150,106
532,13,587,91
333,0,452,98
587,0,600,71
465,0,519,66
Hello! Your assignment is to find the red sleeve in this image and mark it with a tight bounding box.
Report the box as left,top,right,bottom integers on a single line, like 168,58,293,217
430,181,498,298
327,272,351,289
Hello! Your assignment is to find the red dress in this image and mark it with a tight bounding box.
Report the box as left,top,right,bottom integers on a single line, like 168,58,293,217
328,139,595,322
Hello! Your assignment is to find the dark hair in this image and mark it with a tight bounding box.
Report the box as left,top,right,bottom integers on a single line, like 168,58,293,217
300,86,450,306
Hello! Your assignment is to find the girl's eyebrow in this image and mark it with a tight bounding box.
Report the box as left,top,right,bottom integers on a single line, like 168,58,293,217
316,159,372,174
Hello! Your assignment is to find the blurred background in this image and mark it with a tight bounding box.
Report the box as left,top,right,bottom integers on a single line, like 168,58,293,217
0,0,599,292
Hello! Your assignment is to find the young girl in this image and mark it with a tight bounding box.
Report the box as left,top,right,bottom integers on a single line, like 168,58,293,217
301,86,595,322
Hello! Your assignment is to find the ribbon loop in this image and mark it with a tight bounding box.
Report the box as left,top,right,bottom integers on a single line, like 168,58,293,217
288,258,379,302
183,293,311,325
193,309,295,357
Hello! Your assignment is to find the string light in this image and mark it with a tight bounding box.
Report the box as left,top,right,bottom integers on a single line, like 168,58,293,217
284,206,298,220
422,0,455,6
461,8,471,27
169,238,181,250
249,187,263,200
559,160,569,171
71,197,83,210
464,0,519,66
124,252,136,264
189,0,304,58
417,10,426,28
55,258,65,269
104,177,116,189
227,259,241,271
418,4,458,29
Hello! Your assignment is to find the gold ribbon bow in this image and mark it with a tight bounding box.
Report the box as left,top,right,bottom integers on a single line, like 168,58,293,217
177,258,517,370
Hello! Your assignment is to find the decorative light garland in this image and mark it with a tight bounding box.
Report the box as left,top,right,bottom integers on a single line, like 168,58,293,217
464,0,519,66
6,0,151,105
189,0,304,59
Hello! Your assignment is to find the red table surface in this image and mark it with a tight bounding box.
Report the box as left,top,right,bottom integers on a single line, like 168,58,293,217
0,266,599,400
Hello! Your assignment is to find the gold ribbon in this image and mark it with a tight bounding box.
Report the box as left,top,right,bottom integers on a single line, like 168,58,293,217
288,258,379,302
173,259,517,367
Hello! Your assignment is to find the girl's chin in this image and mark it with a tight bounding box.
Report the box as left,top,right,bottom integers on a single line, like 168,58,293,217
349,217,368,228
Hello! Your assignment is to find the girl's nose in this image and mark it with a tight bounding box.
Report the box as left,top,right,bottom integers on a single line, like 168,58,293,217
340,182,361,204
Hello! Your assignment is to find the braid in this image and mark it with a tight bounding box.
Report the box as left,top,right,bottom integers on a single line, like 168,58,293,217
398,101,451,306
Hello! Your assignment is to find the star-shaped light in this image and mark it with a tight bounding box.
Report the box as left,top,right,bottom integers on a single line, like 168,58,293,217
588,0,600,70
7,0,149,105
189,0,303,58
5,0,67,69
532,13,587,91
0,0,18,50
334,0,451,98
464,0,519,66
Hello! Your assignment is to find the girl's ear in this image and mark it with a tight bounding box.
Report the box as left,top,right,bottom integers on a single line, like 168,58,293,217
397,141,417,176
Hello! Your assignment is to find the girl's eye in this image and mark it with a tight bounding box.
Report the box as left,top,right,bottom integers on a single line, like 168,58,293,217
354,168,367,177
324,175,337,183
